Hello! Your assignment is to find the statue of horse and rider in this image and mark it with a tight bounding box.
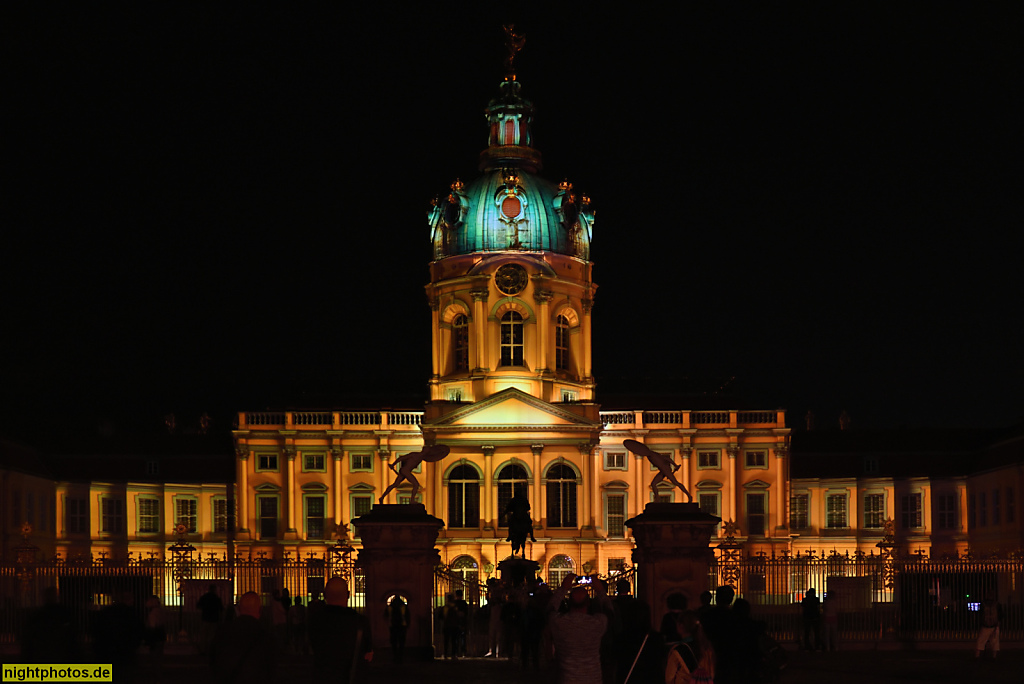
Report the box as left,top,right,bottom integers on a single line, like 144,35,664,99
504,492,536,557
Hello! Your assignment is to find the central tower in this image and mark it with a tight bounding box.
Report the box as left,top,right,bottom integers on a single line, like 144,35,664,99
425,38,597,408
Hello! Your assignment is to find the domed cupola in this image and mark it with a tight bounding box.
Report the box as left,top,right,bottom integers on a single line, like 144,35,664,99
427,34,594,262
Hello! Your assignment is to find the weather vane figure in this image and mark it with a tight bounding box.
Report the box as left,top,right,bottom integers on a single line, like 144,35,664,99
623,439,692,503
379,444,451,504
503,24,526,77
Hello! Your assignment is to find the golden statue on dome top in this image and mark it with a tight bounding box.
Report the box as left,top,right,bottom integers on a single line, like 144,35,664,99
503,24,526,77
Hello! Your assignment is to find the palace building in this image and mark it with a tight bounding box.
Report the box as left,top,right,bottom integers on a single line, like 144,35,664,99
231,65,792,583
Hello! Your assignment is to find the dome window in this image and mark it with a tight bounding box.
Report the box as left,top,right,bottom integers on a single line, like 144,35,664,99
501,195,522,219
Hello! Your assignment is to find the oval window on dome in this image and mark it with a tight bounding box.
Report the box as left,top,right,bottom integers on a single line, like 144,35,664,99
501,196,522,219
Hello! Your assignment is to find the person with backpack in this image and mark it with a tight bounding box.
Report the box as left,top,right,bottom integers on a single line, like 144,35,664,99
975,593,1003,659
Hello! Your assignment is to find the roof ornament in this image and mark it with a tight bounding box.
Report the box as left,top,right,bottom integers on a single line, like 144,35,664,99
503,24,526,79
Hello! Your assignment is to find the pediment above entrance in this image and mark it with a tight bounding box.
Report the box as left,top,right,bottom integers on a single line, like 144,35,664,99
425,388,600,430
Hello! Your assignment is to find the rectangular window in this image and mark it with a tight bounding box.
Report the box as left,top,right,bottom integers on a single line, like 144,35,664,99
979,492,987,527
826,494,847,529
257,453,278,471
139,498,160,534
904,492,926,528
937,494,957,530
351,495,373,539
67,498,88,534
697,451,720,469
864,494,885,529
398,491,423,505
304,453,325,471
350,453,373,472
746,492,767,536
745,451,767,468
214,499,232,533
604,452,626,470
607,558,627,575
176,498,198,533
698,491,720,532
655,490,673,504
863,456,879,474
561,389,578,402
101,498,124,534
606,494,625,538
306,496,325,540
992,489,1001,525
1008,488,1016,524
259,497,278,539
446,388,463,401
968,494,977,529
790,494,808,529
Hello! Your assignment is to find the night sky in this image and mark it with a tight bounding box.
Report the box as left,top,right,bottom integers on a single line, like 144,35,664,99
3,6,1020,442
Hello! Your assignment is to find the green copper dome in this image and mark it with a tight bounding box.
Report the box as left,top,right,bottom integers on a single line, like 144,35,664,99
428,77,593,261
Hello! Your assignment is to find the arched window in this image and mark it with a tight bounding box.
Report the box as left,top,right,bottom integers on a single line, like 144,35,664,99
448,464,479,528
548,554,574,586
497,463,529,524
546,464,578,528
500,311,524,366
555,314,569,371
453,314,469,372
451,555,479,585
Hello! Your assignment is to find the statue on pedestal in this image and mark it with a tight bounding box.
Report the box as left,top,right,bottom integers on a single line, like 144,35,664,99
623,439,692,503
379,444,451,504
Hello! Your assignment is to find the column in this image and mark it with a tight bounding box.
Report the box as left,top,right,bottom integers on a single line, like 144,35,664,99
680,446,692,499
534,290,553,372
726,446,739,526
285,447,296,535
774,445,789,534
581,297,593,380
471,289,488,372
590,444,600,530
532,445,544,531
482,446,495,529
236,448,250,537
331,448,343,526
633,430,649,516
429,297,441,389
378,449,391,503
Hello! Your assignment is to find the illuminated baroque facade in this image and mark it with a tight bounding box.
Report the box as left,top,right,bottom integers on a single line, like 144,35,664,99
232,69,792,581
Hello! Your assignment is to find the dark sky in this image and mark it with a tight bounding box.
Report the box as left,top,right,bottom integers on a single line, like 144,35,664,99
3,6,1021,441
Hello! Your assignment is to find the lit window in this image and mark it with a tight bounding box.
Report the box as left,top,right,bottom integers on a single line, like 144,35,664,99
826,494,847,529
864,494,885,529
304,453,325,471
257,453,278,471
606,493,626,538
67,498,88,534
548,554,574,586
698,451,720,469
607,558,627,575
937,494,957,530
176,498,197,533
350,453,373,472
604,452,626,470
699,491,720,532
447,388,463,402
258,497,278,539
214,499,232,533
351,495,372,539
499,311,524,366
546,464,577,528
306,496,325,540
497,464,529,524
139,498,160,534
900,493,922,529
555,315,569,371
447,465,480,528
453,314,469,372
561,390,578,402
745,451,767,468
101,497,124,534
746,492,767,536
790,494,809,529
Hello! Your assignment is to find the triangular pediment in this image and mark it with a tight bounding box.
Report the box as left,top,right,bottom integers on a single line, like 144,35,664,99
428,388,600,429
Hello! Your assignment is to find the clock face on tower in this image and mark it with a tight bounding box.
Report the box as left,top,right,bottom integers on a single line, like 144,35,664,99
494,263,528,296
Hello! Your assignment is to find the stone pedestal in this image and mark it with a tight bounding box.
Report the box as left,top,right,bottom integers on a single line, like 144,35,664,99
497,556,540,587
625,502,720,630
352,503,444,660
